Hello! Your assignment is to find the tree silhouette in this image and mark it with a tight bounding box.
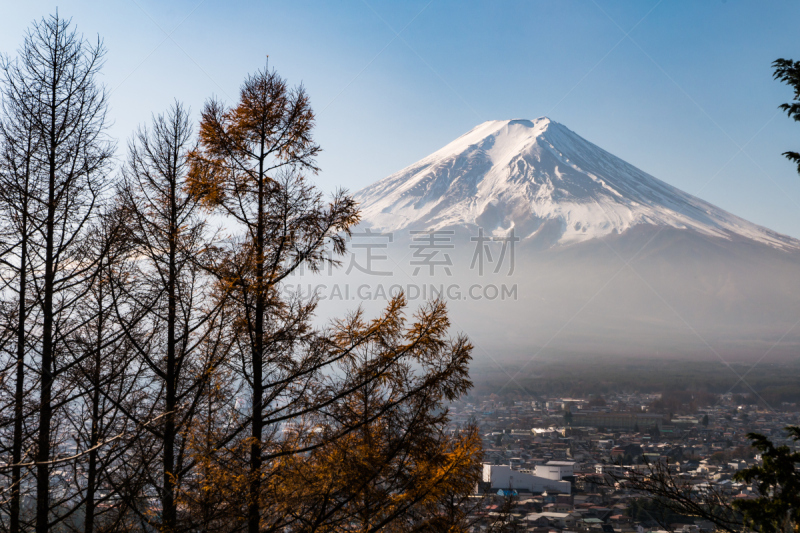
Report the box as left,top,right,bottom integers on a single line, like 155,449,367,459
773,58,800,174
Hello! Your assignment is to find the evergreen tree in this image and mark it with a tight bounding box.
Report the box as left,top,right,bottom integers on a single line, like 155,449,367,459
773,58,800,174
732,427,800,533
623,428,800,533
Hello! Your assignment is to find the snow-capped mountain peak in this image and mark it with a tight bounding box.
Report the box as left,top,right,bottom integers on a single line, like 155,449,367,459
355,118,798,250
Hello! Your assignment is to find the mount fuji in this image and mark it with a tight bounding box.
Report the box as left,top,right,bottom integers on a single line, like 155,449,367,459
355,117,798,251
327,118,800,363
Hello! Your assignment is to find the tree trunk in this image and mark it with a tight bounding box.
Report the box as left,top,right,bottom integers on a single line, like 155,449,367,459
10,202,28,533
85,355,100,533
162,155,179,532
85,268,104,533
36,120,57,533
249,148,266,533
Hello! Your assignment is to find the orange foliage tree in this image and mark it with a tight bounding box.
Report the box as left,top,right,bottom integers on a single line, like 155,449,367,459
270,297,483,533
179,295,481,533
184,66,483,532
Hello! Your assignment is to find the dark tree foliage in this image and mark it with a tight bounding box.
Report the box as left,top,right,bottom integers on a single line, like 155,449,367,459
628,498,693,528
732,427,800,533
773,58,800,174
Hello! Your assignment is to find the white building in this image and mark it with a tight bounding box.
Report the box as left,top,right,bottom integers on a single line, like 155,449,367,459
482,464,571,494
534,460,576,480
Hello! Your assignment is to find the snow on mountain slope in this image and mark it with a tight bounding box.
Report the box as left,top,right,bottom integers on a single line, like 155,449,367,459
355,118,799,250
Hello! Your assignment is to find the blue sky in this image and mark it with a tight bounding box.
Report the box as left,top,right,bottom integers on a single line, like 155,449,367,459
3,1,800,237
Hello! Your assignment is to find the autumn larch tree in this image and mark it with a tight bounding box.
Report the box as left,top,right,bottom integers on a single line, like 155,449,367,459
181,294,481,533
187,66,358,532
186,64,490,533
272,296,481,533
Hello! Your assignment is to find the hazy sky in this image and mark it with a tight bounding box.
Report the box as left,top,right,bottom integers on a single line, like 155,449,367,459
3,1,800,238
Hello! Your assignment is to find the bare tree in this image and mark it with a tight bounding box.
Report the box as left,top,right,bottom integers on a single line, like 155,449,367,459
0,13,114,532
114,101,230,532
0,56,43,533
57,208,144,533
